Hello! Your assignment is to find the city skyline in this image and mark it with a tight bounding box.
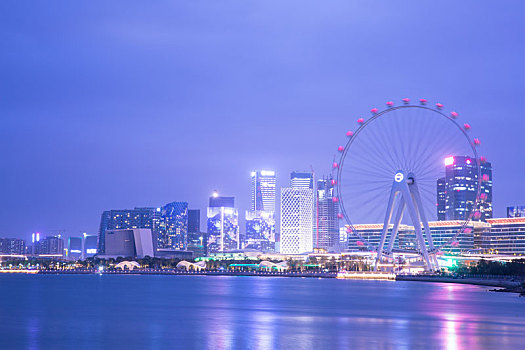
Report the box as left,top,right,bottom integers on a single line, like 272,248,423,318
2,2,525,240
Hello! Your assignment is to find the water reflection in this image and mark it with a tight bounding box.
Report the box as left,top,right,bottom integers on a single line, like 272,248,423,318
0,275,524,349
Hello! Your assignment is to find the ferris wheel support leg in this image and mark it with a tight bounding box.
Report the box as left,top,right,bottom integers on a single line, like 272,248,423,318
374,188,397,272
387,198,405,254
400,184,433,272
409,180,438,271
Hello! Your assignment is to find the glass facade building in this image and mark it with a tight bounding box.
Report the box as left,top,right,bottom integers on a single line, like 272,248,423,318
437,156,493,221
290,171,314,189
97,207,159,254
315,176,340,252
507,206,525,218
207,196,239,253
250,170,276,212
244,210,275,251
158,202,188,250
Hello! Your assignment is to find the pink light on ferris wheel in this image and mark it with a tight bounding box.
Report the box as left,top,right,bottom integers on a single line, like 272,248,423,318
464,228,472,233
451,241,459,247
473,211,482,219
346,226,353,233
386,101,394,107
444,156,455,166
402,98,410,104
338,146,344,152
332,162,339,168
331,179,337,185
357,118,365,124
436,103,443,109
473,138,481,146
356,241,364,246
370,108,378,114
337,213,343,219
346,130,354,137
480,156,487,163
482,174,490,182
420,98,427,105
464,123,471,130
480,193,488,201
450,111,459,118
332,197,339,203
466,159,471,165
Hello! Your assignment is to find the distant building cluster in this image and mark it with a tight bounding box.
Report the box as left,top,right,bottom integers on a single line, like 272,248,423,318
2,155,525,260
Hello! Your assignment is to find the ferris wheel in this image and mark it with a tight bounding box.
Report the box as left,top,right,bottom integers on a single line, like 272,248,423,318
332,99,486,271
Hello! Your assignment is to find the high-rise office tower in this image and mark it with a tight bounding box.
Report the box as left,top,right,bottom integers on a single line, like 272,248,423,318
187,209,206,257
507,206,525,218
436,156,493,221
157,202,188,250
290,171,314,189
280,172,314,254
188,209,200,233
250,170,276,212
315,176,340,252
246,171,276,251
97,207,159,254
207,193,239,253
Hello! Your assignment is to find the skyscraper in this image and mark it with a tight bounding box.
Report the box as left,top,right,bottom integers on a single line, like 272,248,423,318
280,172,314,254
97,207,159,254
290,171,314,189
207,193,239,253
187,209,206,257
315,176,340,252
157,202,188,250
250,170,276,212
188,209,201,233
436,156,493,221
246,170,276,251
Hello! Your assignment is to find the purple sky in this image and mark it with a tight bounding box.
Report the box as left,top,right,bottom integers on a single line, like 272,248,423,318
1,1,524,240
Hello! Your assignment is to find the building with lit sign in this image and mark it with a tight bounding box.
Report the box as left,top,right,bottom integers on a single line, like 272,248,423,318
290,171,314,189
84,234,98,257
207,194,239,253
244,210,275,251
67,237,83,260
437,156,492,221
250,170,276,212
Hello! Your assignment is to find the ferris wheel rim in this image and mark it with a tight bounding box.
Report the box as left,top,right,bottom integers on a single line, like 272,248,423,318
335,103,483,252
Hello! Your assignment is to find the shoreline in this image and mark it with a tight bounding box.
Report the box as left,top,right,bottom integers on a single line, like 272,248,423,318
4,269,524,294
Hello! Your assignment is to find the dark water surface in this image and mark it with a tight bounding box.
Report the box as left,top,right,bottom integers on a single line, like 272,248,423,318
0,275,523,349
